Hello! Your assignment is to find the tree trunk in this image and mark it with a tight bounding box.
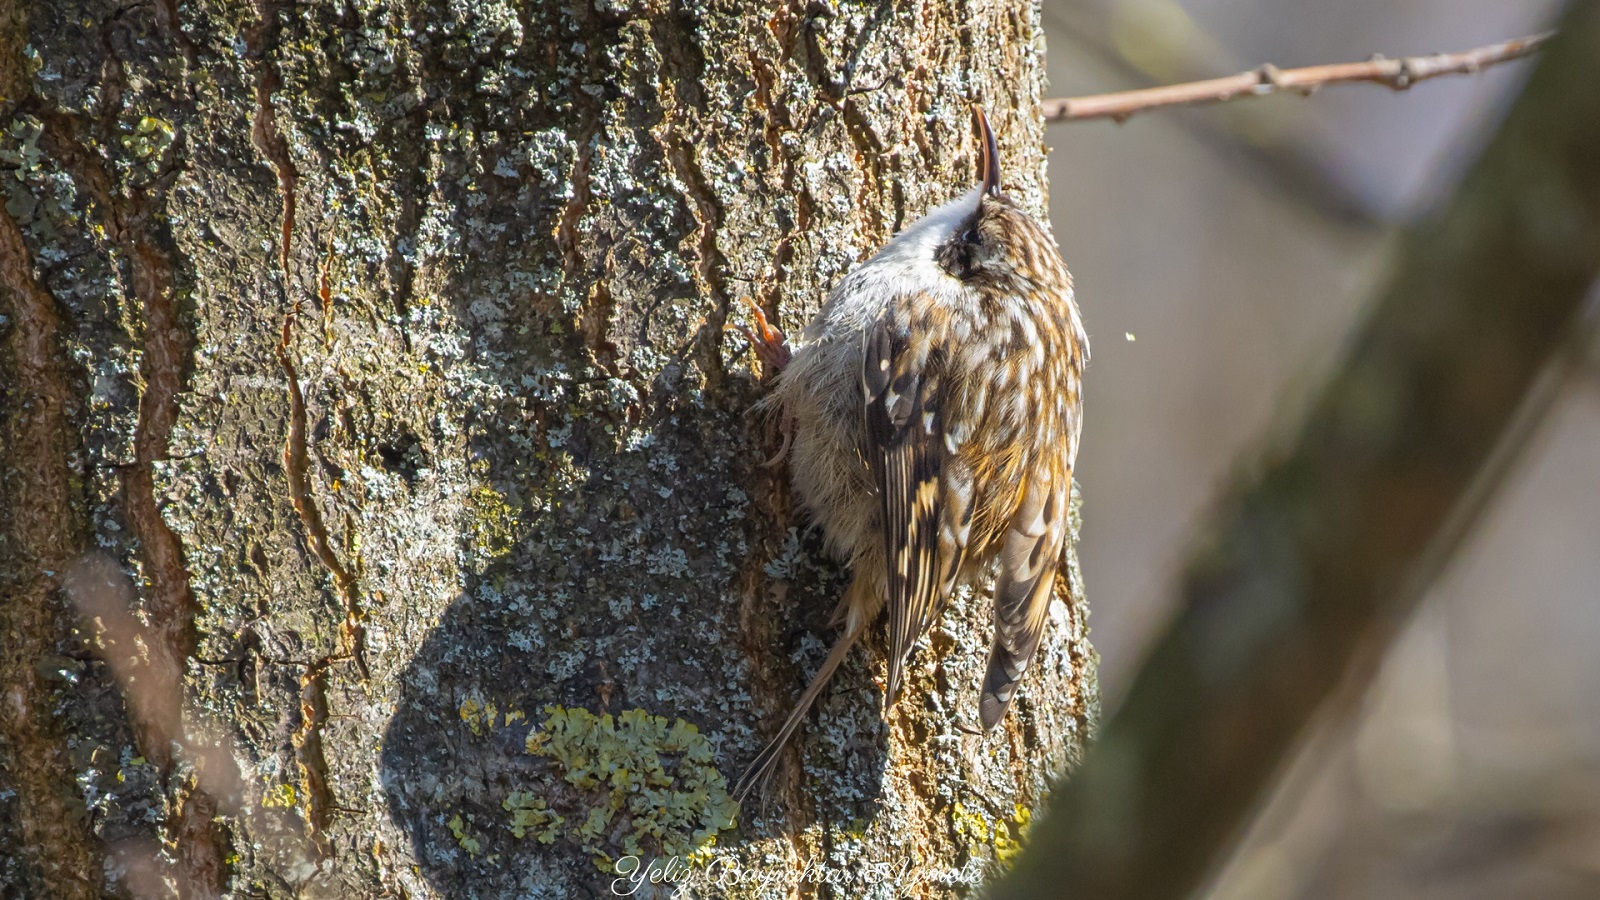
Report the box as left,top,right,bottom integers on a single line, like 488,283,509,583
0,0,1095,896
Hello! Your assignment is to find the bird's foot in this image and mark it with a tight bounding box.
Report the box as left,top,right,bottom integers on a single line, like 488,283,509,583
728,297,792,373
725,298,793,466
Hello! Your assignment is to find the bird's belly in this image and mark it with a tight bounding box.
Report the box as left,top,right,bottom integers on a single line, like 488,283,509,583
787,396,878,568
774,330,882,572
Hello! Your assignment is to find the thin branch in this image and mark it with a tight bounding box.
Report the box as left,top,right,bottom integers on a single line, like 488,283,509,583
1045,32,1552,123
1040,4,1381,225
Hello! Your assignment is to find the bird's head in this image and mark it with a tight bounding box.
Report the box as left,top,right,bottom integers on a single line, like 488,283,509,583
933,107,1067,293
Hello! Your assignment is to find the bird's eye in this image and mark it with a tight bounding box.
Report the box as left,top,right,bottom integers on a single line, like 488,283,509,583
962,228,980,244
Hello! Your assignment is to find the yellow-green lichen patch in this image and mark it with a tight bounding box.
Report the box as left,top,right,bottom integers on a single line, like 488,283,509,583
512,706,737,870
503,791,564,843
261,782,298,809
118,117,176,171
458,695,500,736
466,484,521,566
996,804,1031,864
448,812,484,857
951,800,1033,867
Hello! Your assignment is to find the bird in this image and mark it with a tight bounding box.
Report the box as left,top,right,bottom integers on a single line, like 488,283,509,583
733,106,1087,801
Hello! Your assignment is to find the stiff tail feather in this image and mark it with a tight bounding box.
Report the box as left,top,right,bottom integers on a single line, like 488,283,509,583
734,621,863,805
979,558,1069,729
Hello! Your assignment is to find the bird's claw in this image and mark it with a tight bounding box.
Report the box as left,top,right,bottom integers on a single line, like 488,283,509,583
727,297,792,373
759,408,795,469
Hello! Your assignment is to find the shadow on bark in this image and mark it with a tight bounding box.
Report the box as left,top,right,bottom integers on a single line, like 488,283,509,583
369,58,894,884
378,449,890,893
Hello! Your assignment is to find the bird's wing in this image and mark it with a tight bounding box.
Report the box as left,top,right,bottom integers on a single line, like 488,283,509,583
979,457,1070,729
862,314,968,708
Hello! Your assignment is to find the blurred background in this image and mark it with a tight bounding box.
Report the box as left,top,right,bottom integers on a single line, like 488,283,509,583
1038,1,1600,897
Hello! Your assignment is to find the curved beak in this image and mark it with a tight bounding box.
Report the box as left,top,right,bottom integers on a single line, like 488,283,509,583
975,106,1002,198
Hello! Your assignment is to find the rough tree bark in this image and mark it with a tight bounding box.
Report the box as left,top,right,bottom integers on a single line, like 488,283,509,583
0,0,1095,897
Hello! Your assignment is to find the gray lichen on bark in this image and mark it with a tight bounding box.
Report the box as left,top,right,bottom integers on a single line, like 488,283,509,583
0,0,1095,895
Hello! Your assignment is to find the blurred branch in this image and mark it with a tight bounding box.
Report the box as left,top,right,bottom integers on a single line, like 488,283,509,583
1040,1,1382,226
997,2,1600,899
1046,32,1551,123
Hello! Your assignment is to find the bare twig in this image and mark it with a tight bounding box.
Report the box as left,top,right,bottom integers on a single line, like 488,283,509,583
1046,32,1552,123
1040,3,1380,225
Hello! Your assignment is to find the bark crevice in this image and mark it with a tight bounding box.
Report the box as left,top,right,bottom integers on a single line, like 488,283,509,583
245,0,367,852
0,199,100,900
26,40,226,889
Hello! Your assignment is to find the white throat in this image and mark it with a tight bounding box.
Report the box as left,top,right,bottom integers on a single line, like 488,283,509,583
869,186,982,269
